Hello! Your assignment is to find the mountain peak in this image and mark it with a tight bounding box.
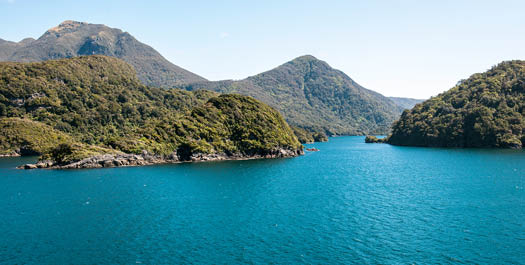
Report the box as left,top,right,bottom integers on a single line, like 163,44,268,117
286,55,332,69
190,55,401,135
295,54,318,60
59,20,83,26
3,21,206,86
268,54,333,75
47,20,88,33
18,38,35,45
290,55,321,63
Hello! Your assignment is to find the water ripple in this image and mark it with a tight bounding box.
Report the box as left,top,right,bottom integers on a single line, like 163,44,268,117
0,137,524,264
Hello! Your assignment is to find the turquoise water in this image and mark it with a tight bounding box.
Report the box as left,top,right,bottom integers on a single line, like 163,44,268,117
0,136,524,264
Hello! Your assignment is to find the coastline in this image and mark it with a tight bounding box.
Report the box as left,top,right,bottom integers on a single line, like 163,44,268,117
17,148,304,170
0,153,21,158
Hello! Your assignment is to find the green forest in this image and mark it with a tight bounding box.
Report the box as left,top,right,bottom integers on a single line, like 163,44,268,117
387,60,525,148
0,56,302,163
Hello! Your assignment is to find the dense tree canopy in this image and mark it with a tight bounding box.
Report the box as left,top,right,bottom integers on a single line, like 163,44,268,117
388,60,525,148
291,126,328,144
0,56,302,162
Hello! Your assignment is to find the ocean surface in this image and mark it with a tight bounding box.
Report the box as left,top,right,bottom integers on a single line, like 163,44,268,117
0,136,524,264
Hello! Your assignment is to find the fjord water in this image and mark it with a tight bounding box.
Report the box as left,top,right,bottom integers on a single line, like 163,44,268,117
0,137,524,264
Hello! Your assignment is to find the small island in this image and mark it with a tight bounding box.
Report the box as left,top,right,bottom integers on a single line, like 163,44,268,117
364,136,387,143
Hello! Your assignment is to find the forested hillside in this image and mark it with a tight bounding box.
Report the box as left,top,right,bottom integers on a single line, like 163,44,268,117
0,56,302,164
185,55,404,135
388,60,525,148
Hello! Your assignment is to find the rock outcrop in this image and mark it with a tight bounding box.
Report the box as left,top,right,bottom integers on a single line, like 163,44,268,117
18,148,303,169
0,151,21,157
306,148,319,152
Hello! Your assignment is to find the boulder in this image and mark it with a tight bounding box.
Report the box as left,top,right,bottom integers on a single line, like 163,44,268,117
24,164,37,169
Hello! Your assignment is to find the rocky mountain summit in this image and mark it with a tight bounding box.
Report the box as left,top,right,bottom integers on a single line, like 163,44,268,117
0,20,206,87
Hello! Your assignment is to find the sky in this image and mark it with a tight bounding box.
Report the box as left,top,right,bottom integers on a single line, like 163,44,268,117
1,0,525,98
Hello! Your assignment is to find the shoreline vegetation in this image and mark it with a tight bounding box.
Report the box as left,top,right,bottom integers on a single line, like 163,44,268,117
364,136,387,143
291,126,328,144
18,148,302,169
0,56,305,169
366,60,524,149
3,57,524,171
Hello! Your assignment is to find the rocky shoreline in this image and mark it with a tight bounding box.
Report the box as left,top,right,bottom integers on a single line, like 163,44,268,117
0,152,21,158
18,148,303,169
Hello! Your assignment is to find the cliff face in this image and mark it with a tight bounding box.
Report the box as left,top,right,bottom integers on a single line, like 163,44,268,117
388,60,525,148
0,56,302,168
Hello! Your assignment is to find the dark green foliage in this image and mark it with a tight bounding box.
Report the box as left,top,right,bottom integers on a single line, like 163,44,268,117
291,126,328,144
42,142,118,164
0,56,302,162
388,60,525,148
49,143,73,164
365,135,386,143
0,21,206,87
184,94,302,155
0,55,213,148
292,126,314,144
0,117,75,155
0,117,116,161
312,132,329,142
184,55,404,135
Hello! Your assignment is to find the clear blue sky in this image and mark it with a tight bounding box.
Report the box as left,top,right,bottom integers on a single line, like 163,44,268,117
2,0,524,98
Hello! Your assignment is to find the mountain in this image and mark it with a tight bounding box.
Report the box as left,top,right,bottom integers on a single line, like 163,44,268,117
0,55,302,166
388,97,424,110
388,60,525,148
0,38,23,60
1,23,405,136
184,55,404,135
0,20,206,87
